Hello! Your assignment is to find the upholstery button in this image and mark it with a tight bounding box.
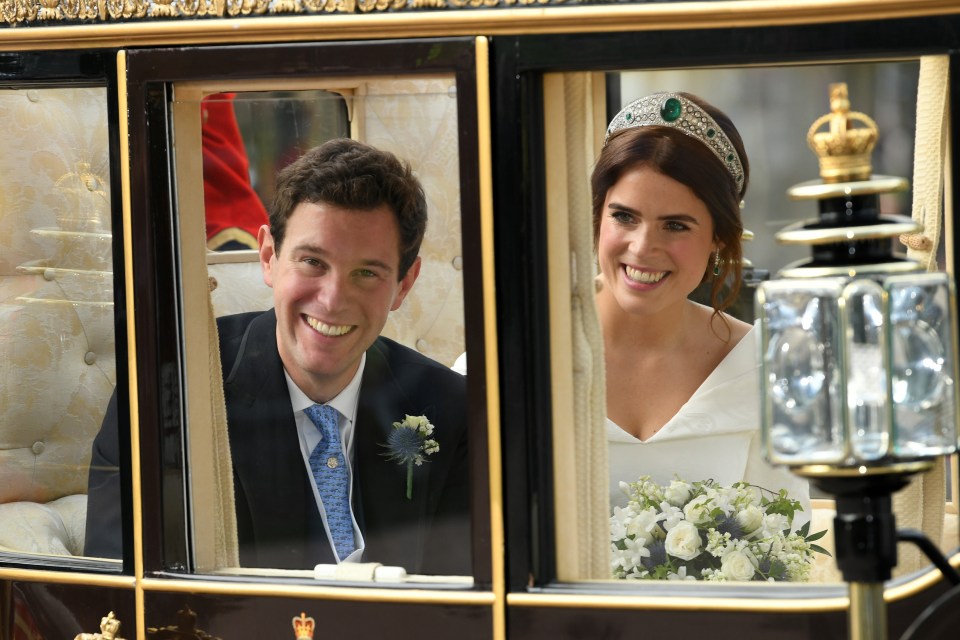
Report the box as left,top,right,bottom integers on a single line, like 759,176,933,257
416,339,428,353
84,351,97,365
452,256,463,270
32,441,45,455
43,268,56,281
26,90,40,103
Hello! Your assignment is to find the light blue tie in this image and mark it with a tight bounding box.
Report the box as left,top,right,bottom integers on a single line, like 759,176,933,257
304,404,355,561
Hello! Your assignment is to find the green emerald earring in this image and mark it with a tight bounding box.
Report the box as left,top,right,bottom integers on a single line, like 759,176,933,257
713,250,721,276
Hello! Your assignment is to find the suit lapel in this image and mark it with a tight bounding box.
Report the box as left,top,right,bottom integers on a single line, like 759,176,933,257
355,339,431,570
224,310,333,568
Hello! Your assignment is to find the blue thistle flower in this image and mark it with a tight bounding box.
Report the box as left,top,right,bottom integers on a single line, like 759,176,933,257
641,540,667,570
386,425,423,464
716,515,745,540
380,415,438,500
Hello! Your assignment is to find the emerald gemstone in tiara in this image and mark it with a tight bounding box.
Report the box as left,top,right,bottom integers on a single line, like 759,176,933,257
625,112,633,122
660,97,682,122
706,128,716,138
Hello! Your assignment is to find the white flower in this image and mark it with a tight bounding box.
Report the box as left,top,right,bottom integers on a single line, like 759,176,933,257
720,549,757,581
682,494,714,525
664,479,692,507
667,566,696,581
735,504,764,533
759,512,790,537
623,506,662,545
612,537,650,574
664,520,703,561
706,529,734,557
657,502,685,532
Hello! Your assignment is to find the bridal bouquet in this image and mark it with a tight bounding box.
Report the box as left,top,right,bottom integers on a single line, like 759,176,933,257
610,476,829,582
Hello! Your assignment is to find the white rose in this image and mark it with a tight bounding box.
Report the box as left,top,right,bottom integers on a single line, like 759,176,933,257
735,505,764,533
664,480,692,507
682,494,713,525
721,549,757,581
664,520,703,561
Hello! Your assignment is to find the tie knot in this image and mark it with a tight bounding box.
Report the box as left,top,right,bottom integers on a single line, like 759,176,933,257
305,404,340,438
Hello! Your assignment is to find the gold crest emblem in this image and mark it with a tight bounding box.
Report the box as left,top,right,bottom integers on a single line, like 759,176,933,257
292,612,315,640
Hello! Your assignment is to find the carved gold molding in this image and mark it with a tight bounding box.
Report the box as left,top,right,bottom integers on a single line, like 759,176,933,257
0,3,959,51
0,0,559,25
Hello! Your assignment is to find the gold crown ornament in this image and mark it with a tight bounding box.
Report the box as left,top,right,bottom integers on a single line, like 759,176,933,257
605,92,744,191
777,83,917,279
806,82,879,183
292,613,315,640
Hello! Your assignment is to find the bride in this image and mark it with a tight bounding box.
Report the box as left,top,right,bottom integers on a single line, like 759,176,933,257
592,91,809,517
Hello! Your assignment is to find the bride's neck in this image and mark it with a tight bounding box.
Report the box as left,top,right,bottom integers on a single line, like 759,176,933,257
598,296,698,352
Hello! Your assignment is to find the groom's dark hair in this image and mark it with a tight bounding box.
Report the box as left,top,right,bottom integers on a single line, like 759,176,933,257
269,138,428,279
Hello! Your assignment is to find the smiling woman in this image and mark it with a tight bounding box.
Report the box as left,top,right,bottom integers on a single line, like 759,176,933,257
593,93,813,577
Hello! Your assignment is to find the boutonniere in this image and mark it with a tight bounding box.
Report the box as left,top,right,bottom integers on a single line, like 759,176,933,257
382,414,439,499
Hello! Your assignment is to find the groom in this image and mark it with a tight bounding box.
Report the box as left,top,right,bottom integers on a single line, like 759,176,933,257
85,139,471,575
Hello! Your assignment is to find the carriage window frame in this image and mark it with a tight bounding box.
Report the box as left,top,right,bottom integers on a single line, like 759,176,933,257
122,38,493,587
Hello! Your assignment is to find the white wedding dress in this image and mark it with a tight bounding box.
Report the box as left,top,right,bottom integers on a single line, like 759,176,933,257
608,326,811,522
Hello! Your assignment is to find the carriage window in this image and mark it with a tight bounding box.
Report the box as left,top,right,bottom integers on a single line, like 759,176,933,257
171,79,472,580
547,59,959,585
0,86,117,563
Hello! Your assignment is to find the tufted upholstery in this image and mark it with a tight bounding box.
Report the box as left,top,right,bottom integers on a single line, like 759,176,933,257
0,86,115,556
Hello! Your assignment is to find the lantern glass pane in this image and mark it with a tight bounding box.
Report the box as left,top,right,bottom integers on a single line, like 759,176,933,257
887,274,958,457
843,280,889,461
759,280,846,464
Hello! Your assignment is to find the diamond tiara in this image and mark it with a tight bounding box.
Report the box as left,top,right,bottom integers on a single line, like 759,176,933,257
605,92,745,191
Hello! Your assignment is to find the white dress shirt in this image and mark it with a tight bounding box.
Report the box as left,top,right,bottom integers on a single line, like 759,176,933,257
284,353,366,563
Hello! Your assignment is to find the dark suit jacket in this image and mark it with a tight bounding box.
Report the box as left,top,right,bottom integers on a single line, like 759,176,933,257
85,310,471,575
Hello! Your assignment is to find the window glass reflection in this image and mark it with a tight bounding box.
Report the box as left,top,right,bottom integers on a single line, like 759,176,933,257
0,87,115,560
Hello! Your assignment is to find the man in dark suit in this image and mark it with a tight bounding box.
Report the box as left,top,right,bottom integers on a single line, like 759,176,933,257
85,139,470,575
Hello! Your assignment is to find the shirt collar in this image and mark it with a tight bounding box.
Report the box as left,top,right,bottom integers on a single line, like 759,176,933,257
284,352,366,424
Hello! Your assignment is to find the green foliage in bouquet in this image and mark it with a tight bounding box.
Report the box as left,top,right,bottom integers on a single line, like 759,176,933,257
610,476,830,581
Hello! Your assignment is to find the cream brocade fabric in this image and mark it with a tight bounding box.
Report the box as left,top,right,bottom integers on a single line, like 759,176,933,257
0,87,114,555
365,78,466,368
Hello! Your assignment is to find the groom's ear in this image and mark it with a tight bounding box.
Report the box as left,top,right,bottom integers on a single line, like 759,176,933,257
258,224,276,288
391,256,421,311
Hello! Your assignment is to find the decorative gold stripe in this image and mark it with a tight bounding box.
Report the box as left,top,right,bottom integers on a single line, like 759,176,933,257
507,590,851,612
774,218,922,245
787,175,910,200
116,49,148,640
3,2,960,51
885,553,960,600
473,34,507,640
139,578,495,604
507,548,960,610
0,568,134,588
